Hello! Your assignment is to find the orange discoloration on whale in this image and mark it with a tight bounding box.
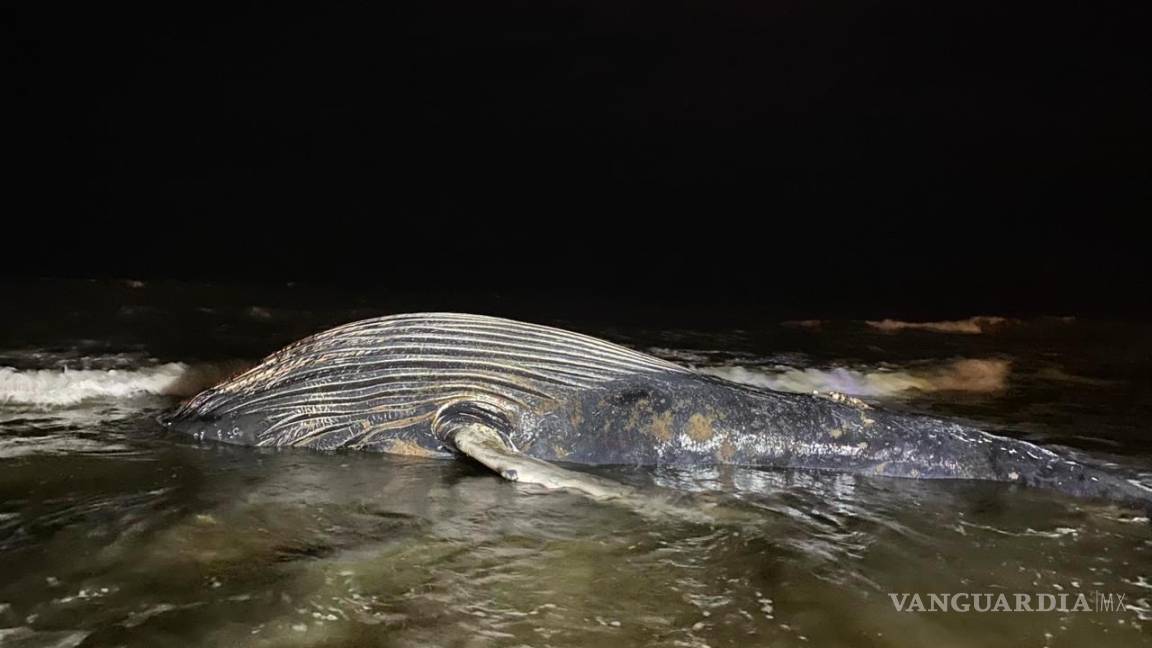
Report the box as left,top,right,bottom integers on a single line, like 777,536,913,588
379,439,443,458
716,436,736,462
624,399,652,431
649,411,674,442
569,407,584,430
686,413,716,442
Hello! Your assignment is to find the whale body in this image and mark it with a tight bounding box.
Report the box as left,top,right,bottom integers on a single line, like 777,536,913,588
163,313,1150,506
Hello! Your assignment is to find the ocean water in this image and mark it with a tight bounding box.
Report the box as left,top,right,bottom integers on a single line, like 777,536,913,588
1,279,1150,647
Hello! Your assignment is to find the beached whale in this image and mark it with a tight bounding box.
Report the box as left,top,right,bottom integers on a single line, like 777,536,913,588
162,313,1151,506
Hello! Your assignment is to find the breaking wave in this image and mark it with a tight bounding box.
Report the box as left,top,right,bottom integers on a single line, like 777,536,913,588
864,316,1015,334
700,358,1011,398
783,316,1080,334
0,362,251,406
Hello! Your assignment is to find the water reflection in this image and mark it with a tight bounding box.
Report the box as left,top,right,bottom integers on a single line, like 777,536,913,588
1,419,1148,647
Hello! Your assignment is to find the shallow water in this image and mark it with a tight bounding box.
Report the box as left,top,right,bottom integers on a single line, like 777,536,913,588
1,280,1150,646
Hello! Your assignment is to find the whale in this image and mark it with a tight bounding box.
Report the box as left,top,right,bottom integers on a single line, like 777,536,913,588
162,313,1151,507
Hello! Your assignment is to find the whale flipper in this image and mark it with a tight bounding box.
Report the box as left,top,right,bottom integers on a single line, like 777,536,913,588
443,416,635,500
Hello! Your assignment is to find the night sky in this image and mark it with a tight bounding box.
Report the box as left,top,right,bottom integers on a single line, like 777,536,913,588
7,1,1149,318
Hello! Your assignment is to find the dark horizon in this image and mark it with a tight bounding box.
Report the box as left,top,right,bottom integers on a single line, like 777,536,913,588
7,1,1149,319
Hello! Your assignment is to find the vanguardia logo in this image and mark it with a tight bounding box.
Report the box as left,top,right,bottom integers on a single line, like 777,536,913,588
888,592,1128,613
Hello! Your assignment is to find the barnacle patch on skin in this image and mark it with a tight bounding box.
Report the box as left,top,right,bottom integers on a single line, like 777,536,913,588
814,391,871,410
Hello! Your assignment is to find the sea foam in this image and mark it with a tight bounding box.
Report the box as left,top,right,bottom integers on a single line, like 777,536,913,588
700,358,1011,398
0,362,250,406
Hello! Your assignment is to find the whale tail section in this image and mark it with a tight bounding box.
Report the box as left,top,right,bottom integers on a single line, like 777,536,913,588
682,382,1152,510
986,445,1152,510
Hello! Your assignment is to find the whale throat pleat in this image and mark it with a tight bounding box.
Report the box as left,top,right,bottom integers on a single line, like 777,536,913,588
169,313,688,447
